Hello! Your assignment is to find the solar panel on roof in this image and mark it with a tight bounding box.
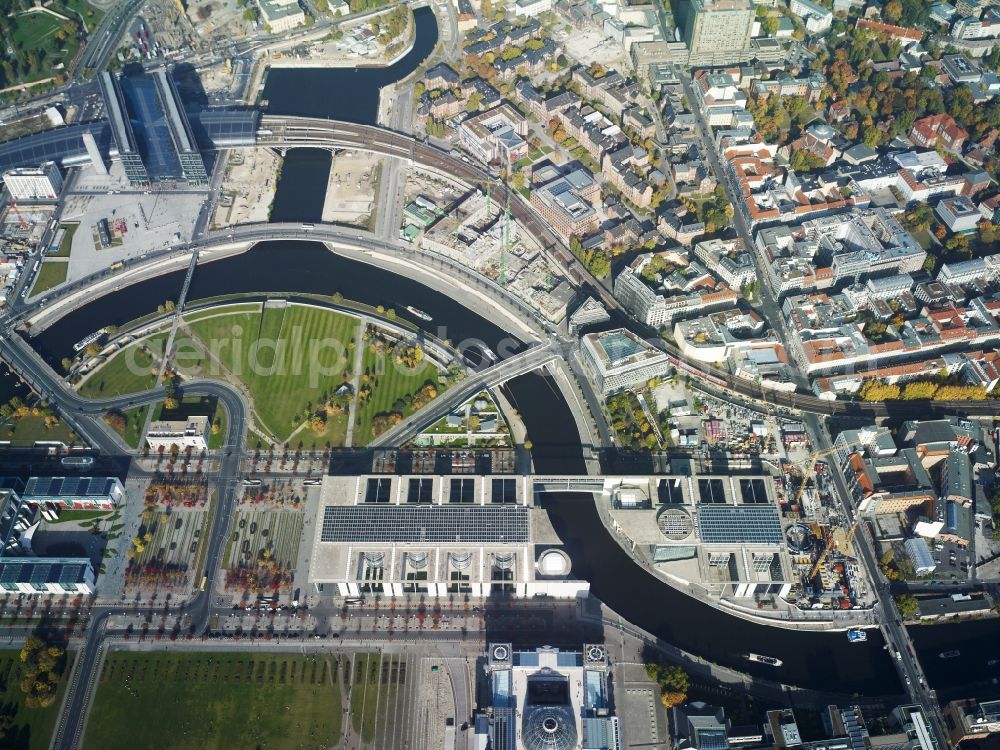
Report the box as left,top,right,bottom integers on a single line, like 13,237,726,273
320,505,529,544
697,505,782,545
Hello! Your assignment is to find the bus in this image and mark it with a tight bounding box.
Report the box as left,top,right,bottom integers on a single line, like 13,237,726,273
110,260,125,271
200,576,208,591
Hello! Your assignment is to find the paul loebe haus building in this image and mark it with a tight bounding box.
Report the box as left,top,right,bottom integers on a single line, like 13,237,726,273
306,475,588,598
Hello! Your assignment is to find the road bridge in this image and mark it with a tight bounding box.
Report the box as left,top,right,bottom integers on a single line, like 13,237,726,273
368,342,561,447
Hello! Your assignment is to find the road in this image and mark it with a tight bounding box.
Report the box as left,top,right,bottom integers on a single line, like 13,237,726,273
368,342,561,447
76,0,147,76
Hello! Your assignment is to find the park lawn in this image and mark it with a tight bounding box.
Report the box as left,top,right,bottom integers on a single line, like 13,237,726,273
291,410,349,450
49,223,77,257
209,405,227,449
0,649,77,750
171,334,212,379
353,346,442,445
78,337,164,398
351,653,382,744
104,404,148,448
182,301,263,325
86,652,343,750
188,305,360,441
30,261,68,295
186,309,262,375
8,13,81,85
58,0,105,32
0,414,77,446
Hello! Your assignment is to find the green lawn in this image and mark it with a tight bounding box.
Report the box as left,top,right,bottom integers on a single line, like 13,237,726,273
170,335,211,379
0,649,76,750
5,11,81,86
78,336,163,398
182,302,263,325
86,653,343,750
209,405,227,449
30,261,68,295
103,404,148,448
188,304,360,442
49,223,77,257
350,653,382,744
353,345,442,445
0,414,78,446
45,509,111,524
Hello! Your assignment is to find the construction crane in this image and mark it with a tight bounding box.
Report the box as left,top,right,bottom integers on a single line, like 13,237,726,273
7,200,27,231
808,517,861,580
791,446,836,508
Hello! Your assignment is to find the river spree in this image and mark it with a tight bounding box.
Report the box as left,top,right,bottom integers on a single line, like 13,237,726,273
261,6,439,123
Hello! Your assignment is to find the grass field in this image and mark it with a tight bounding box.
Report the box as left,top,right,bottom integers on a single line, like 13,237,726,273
353,346,441,445
351,653,382,743
0,414,77,446
30,261,68,296
188,304,359,442
0,649,76,750
86,652,343,750
104,404,148,448
46,509,112,524
49,224,77,257
5,11,81,86
78,336,163,398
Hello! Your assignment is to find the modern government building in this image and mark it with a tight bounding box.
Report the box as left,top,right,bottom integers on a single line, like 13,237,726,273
307,475,589,599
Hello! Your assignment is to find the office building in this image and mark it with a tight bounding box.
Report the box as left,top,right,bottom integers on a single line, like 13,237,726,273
579,328,670,394
0,488,96,595
21,476,124,510
2,162,63,201
459,104,529,166
306,475,588,598
474,643,620,750
152,68,209,185
146,416,211,452
681,0,754,67
529,168,600,243
257,0,305,32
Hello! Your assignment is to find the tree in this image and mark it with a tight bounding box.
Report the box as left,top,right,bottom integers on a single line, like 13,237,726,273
895,594,919,620
18,635,65,708
481,0,493,17
468,415,481,431
61,357,73,372
645,662,690,706
900,381,938,400
85,342,101,357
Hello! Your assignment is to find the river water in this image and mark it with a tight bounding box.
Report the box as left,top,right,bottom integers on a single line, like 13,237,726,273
261,6,439,123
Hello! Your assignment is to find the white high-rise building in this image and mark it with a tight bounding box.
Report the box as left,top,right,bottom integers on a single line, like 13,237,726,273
2,162,63,201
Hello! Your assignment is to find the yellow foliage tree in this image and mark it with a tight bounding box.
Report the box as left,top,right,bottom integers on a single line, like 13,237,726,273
859,380,901,401
900,381,938,400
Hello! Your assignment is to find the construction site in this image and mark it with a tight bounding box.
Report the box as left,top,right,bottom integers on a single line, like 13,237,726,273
401,176,575,324
778,449,872,613
0,201,54,306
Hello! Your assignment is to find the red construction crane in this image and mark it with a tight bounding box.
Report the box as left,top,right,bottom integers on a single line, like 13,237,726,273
7,199,27,231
